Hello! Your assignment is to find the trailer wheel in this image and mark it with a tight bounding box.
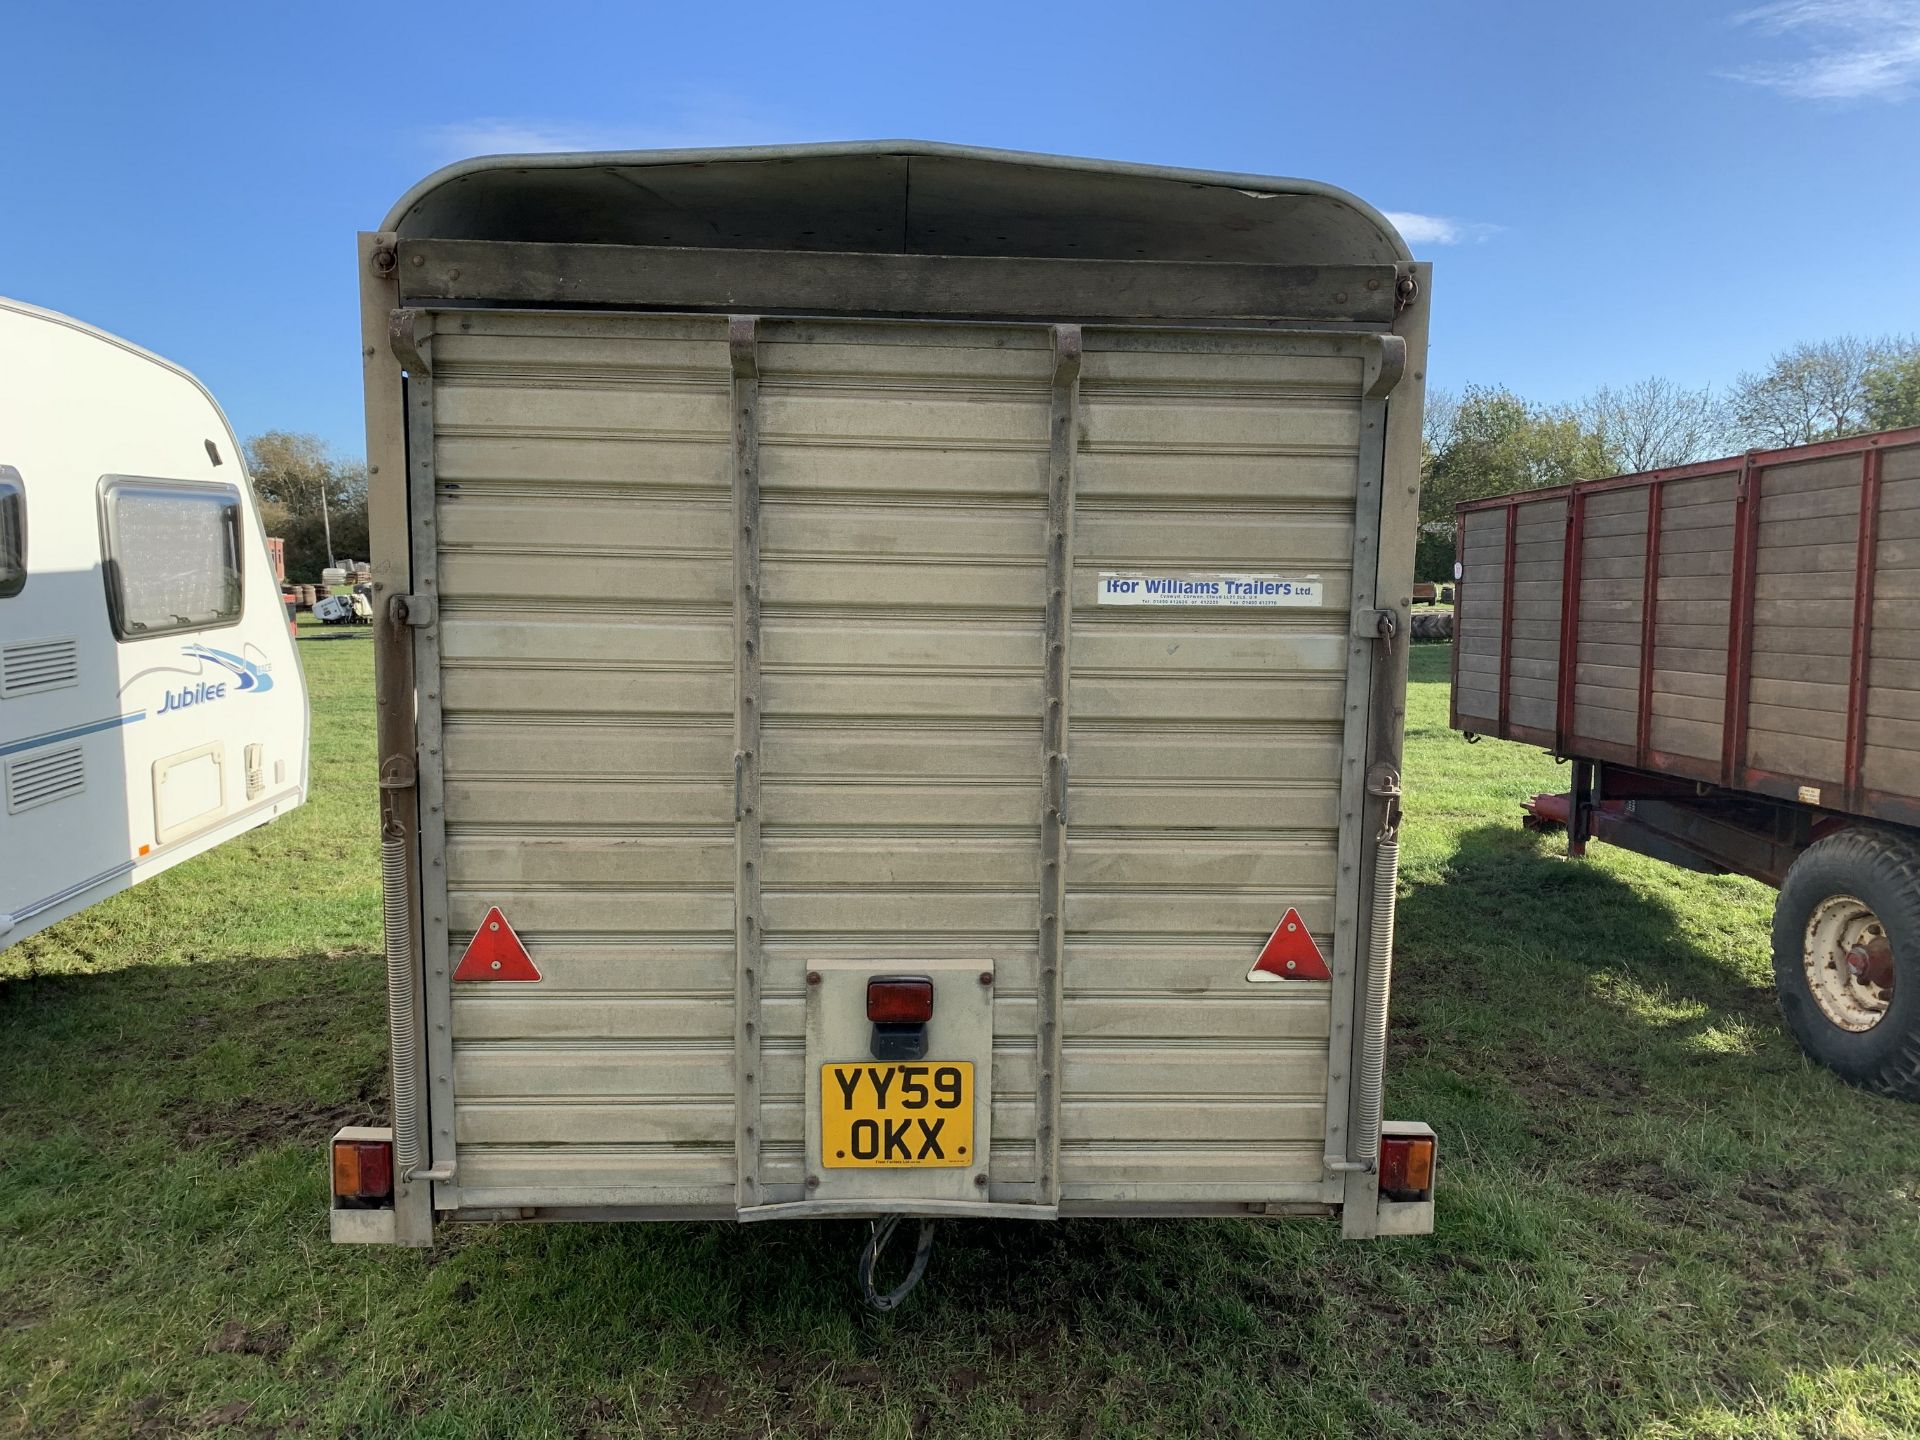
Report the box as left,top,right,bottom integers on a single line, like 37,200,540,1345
1772,827,1920,1101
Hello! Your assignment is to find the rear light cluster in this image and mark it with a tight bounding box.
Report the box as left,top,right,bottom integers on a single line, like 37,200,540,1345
332,1138,395,1207
866,977,934,1023
867,975,934,1061
1379,1134,1435,1202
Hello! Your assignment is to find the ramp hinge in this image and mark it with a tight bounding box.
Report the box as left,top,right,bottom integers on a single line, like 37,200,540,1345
1366,765,1403,800
1354,608,1397,645
396,594,436,627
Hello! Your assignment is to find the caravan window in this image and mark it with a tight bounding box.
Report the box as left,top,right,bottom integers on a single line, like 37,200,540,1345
99,477,244,639
0,467,22,599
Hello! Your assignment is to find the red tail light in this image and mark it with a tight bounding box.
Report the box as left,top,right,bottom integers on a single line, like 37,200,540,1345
1379,1135,1435,1200
867,976,934,1024
332,1138,395,1203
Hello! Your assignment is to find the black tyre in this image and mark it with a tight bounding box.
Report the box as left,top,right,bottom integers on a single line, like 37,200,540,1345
1772,826,1920,1101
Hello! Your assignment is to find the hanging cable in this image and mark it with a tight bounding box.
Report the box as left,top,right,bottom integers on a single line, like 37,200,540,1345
857,1215,937,1312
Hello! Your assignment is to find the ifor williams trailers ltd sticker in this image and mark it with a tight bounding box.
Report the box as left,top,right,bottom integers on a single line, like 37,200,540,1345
1096,573,1323,607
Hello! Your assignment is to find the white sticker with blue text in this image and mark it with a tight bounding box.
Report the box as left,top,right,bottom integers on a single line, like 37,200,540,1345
1096,573,1323,607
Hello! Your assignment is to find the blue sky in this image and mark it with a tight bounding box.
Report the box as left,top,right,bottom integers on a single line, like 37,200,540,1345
6,0,1918,458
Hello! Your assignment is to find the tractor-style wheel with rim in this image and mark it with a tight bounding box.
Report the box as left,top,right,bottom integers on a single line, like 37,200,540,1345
1772,826,1920,1101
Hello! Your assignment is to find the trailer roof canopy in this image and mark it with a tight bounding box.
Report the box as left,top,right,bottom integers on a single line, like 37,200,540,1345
384,140,1411,267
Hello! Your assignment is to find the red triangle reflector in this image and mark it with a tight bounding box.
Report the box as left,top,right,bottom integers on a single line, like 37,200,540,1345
1247,908,1329,982
453,906,540,981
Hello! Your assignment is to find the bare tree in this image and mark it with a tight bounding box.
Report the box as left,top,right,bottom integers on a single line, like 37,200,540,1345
244,431,370,580
1422,385,1460,458
1579,377,1729,472
1728,336,1917,448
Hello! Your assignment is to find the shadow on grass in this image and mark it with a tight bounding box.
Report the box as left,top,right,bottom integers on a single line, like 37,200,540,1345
0,947,388,1163
1394,819,1786,1081
4,869,1911,1438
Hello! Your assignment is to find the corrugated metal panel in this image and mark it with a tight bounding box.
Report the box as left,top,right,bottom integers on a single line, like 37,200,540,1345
751,322,1052,1198
430,312,1369,1212
433,313,740,1209
1063,332,1356,1198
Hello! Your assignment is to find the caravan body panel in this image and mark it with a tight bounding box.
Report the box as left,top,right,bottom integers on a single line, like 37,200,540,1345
0,300,308,948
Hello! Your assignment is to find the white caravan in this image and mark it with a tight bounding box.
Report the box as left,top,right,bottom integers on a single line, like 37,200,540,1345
0,298,308,949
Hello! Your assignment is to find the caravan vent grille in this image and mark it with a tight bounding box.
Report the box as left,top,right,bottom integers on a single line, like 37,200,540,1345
6,744,85,813
1,638,81,698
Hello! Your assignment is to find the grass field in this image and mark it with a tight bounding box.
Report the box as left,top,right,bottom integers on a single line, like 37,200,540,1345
3,634,1918,1439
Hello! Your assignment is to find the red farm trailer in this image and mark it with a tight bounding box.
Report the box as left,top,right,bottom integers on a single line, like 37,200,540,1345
1453,427,1920,1099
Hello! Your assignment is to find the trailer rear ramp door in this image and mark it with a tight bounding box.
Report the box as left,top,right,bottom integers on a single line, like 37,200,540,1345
342,143,1431,1251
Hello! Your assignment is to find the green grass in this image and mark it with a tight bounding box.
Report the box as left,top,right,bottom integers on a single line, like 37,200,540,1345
3,638,1918,1438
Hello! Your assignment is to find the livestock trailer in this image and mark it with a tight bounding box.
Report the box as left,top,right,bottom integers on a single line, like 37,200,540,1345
1453,427,1920,1099
334,142,1435,1284
0,298,309,950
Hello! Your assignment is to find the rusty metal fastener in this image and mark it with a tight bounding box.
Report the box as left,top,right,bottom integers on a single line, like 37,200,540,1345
806,971,821,986
370,246,397,277
978,971,993,986
974,1174,988,1187
806,1175,820,1189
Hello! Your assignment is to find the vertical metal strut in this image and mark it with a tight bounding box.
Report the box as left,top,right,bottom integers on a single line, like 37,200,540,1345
390,310,458,1198
359,232,429,1243
1722,456,1764,789
1844,445,1883,811
1036,324,1082,1207
729,316,765,1210
1633,481,1664,768
1326,355,1397,1174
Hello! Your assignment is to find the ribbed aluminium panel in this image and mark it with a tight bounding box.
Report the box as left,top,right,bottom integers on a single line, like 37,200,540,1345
432,313,740,1210
752,321,1053,1199
427,312,1368,1213
1062,331,1357,1200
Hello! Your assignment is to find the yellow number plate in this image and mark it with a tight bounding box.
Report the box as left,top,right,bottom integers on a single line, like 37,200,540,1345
820,1062,974,1168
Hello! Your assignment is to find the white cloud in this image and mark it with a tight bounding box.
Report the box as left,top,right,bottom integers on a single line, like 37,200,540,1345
1382,211,1501,248
1727,0,1920,100
425,90,801,162
430,120,625,156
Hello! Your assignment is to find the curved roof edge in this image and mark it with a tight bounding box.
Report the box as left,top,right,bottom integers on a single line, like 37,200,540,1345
381,139,1413,267
0,296,250,461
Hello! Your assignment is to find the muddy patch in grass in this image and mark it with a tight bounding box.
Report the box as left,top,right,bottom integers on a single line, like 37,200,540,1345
167,1064,383,1159
207,1319,292,1359
1571,1155,1697,1217
1460,1035,1651,1121
0,1290,50,1334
